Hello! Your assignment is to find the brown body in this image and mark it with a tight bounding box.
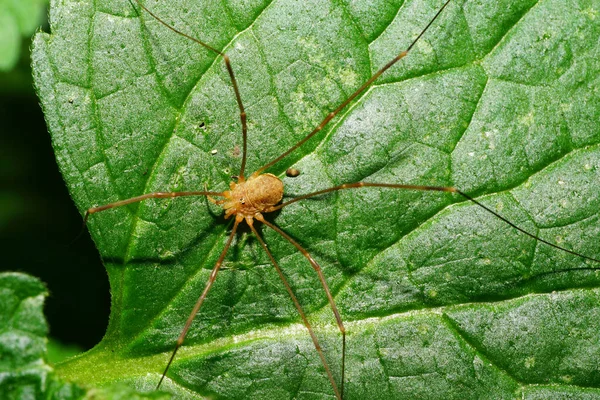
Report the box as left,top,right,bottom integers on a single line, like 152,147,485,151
222,173,284,220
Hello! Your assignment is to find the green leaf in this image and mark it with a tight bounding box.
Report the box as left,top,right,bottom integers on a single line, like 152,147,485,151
0,272,171,399
0,0,47,71
0,272,51,397
31,0,600,398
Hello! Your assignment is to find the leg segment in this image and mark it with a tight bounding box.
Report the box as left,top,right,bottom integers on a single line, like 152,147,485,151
157,215,242,389
256,214,346,398
84,190,224,223
131,0,248,180
273,182,600,264
256,0,453,174
247,218,342,400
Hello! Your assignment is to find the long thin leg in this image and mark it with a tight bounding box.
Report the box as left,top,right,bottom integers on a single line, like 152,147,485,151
273,182,454,211
457,190,600,264
256,0,453,174
157,216,242,389
273,182,600,264
84,190,224,223
131,0,249,180
247,219,342,400
255,214,346,398
72,190,223,244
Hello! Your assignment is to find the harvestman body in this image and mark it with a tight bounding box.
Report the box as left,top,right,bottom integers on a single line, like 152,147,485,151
83,0,600,398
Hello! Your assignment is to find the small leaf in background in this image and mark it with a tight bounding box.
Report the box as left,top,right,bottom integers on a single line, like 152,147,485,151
30,0,600,398
0,272,172,399
0,0,48,71
0,272,80,399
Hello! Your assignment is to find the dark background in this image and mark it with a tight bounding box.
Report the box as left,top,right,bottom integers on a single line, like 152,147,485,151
1,36,110,351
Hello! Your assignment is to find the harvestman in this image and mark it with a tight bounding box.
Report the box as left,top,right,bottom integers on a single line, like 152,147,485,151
82,0,600,398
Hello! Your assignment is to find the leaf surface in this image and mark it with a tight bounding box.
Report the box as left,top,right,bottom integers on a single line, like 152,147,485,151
31,0,600,398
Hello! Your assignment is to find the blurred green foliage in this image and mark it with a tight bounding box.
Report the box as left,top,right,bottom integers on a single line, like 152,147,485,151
0,0,48,71
0,272,172,399
0,3,109,353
